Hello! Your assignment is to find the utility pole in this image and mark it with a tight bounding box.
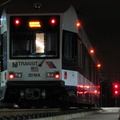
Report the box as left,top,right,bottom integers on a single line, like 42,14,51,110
99,74,108,107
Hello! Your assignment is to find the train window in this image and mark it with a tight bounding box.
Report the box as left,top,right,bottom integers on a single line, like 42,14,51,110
35,33,45,53
90,61,98,85
81,45,91,79
78,39,82,68
85,55,90,79
63,31,76,60
10,16,60,59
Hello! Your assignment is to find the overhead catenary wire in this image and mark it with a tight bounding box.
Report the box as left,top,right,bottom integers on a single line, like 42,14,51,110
0,0,11,7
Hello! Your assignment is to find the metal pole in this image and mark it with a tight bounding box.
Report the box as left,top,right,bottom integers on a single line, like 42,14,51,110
115,97,117,107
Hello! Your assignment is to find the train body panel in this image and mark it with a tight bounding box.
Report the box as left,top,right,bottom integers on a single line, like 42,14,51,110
62,70,78,86
7,59,61,81
63,6,78,33
0,0,100,108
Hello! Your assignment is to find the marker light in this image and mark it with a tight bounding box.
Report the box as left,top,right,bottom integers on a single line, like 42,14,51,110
76,21,81,27
9,72,15,79
14,19,20,25
50,18,56,25
29,21,41,28
54,72,60,79
97,63,101,68
90,49,94,54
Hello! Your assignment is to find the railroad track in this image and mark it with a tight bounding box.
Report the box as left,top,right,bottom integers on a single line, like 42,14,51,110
0,107,101,120
0,108,61,119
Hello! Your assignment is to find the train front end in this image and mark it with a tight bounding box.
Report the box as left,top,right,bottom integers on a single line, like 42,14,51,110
0,0,100,108
1,11,66,107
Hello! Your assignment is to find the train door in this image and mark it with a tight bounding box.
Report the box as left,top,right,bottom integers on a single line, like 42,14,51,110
0,33,1,85
1,32,7,73
0,31,7,100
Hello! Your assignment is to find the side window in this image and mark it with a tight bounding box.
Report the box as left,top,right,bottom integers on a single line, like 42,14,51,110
91,62,98,85
81,45,91,79
78,40,82,68
63,31,76,60
84,55,90,79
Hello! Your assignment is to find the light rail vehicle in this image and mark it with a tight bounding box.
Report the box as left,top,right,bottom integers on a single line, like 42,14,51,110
0,0,100,108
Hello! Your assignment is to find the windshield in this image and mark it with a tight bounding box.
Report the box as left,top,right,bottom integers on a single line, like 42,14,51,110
10,16,60,59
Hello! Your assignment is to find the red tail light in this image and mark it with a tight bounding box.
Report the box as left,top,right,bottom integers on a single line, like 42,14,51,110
9,72,15,79
50,18,56,25
54,72,60,79
115,91,119,95
14,19,20,26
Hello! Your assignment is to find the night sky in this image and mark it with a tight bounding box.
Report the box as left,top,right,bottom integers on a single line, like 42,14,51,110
1,0,120,75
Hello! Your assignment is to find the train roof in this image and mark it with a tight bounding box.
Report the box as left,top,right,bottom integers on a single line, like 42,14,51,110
1,0,100,65
4,0,70,14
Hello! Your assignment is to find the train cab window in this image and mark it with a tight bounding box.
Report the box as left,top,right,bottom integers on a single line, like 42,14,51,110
10,16,60,59
35,33,44,53
35,32,57,55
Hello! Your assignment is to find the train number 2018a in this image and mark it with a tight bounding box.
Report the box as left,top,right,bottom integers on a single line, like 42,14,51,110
28,73,40,77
